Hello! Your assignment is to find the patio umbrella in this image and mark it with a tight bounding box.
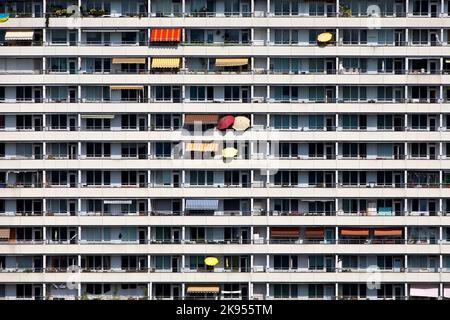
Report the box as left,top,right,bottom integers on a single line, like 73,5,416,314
232,116,251,131
217,115,235,130
317,32,333,44
222,147,238,158
204,257,219,267
0,14,9,23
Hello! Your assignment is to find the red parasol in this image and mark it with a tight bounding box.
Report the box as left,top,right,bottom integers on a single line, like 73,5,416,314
217,115,235,130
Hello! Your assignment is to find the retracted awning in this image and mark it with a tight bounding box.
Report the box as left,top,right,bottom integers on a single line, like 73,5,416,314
81,114,115,119
0,228,10,239
410,284,439,298
340,228,369,236
186,285,220,294
112,58,146,64
185,114,219,124
5,30,34,41
374,228,403,236
110,86,144,90
151,58,181,69
150,28,181,42
185,199,219,210
103,200,133,205
305,227,325,238
185,142,219,152
215,58,249,67
271,227,299,238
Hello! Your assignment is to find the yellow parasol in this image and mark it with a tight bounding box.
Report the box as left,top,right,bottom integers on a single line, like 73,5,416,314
204,257,219,266
222,147,238,158
317,32,333,43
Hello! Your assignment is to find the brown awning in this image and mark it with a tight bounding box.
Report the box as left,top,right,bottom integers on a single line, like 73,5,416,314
186,285,220,294
305,227,324,238
0,228,10,239
341,228,369,236
271,227,299,238
374,228,403,236
185,114,219,124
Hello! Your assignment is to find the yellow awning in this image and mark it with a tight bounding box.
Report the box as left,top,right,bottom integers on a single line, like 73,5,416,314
222,147,238,158
187,285,220,294
5,30,34,41
215,58,249,67
112,57,146,64
186,142,218,152
151,58,181,69
317,32,333,43
110,86,144,90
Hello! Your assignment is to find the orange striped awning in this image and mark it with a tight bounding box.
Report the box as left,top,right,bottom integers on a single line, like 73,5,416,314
341,228,369,236
271,227,299,238
150,28,181,42
305,227,325,238
186,142,219,152
374,228,403,236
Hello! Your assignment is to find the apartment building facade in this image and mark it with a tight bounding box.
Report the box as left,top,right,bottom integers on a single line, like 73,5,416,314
0,0,450,300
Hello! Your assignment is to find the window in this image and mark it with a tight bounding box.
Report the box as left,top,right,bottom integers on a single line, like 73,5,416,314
308,284,324,299
16,87,32,101
411,114,427,129
86,171,110,186
85,118,110,130
224,86,241,101
308,255,324,270
377,115,393,129
274,255,297,270
343,29,367,44
273,284,298,298
189,255,206,270
49,58,68,72
342,87,367,102
154,142,172,158
189,86,214,101
85,284,111,295
86,143,110,157
190,171,214,186
272,115,299,129
274,171,298,186
121,114,137,129
154,256,171,270
51,29,67,44
50,115,68,130
309,115,324,130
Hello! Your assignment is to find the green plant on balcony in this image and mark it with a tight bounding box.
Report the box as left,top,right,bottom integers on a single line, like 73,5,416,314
88,8,106,17
339,5,352,17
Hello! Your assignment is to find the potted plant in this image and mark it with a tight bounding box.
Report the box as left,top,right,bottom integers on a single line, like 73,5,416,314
339,5,352,17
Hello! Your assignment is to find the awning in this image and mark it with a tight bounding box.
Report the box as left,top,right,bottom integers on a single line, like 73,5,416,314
410,284,439,298
186,285,220,294
110,86,144,90
81,114,115,119
0,228,10,239
185,199,219,210
103,200,133,205
151,58,181,69
150,28,181,42
444,286,450,298
305,227,325,238
215,58,249,67
374,228,403,236
340,228,369,236
112,58,146,64
232,116,251,131
185,114,219,124
317,32,333,43
271,227,299,238
186,142,219,152
5,30,34,41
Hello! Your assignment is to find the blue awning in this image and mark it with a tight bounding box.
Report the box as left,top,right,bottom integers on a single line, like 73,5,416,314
186,199,219,210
